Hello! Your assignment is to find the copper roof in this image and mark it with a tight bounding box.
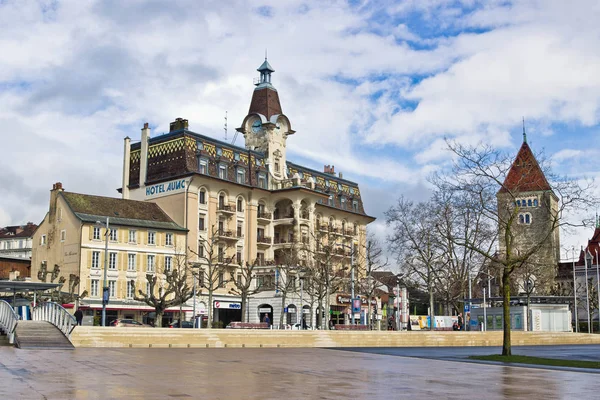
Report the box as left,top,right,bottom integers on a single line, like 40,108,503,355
248,87,282,120
499,141,552,194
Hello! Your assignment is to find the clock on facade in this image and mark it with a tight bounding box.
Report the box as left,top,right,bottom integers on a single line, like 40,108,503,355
252,119,262,133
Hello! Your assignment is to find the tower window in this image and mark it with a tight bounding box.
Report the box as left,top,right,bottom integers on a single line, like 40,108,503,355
533,199,538,207
527,199,532,207
519,213,532,225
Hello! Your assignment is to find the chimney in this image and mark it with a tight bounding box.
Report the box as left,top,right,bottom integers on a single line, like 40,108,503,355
338,172,343,179
323,165,336,175
122,136,131,199
49,182,64,221
139,123,150,188
170,117,189,132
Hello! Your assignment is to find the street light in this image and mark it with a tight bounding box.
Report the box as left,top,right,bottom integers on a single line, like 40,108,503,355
95,217,110,327
585,249,592,334
298,269,306,329
336,242,355,325
572,246,579,333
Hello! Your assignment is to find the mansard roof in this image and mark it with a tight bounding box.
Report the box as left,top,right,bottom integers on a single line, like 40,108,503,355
248,86,282,120
499,141,552,194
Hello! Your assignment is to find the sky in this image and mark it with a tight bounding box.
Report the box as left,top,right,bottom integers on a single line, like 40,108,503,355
1,0,600,265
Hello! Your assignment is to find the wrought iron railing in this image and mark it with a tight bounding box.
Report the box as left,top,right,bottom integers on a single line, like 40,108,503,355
32,302,77,337
0,300,19,344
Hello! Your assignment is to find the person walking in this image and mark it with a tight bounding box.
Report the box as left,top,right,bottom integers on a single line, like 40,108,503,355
263,314,270,326
74,308,83,326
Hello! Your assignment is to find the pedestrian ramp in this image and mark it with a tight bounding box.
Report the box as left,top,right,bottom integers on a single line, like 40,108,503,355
14,320,74,349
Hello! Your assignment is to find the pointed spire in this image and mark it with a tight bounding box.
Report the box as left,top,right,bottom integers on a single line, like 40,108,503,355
522,117,527,143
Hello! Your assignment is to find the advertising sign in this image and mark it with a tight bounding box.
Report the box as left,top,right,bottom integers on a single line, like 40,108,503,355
352,299,361,313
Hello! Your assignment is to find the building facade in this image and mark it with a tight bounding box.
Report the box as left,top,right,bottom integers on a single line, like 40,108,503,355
121,59,375,327
0,223,37,259
31,182,188,325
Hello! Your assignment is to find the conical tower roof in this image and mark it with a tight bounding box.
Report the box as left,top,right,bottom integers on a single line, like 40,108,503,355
499,140,552,194
248,58,282,120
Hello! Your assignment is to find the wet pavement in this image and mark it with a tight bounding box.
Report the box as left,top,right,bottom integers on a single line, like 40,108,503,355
0,346,598,399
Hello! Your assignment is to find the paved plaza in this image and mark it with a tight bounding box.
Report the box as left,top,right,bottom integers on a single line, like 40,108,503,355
0,346,598,399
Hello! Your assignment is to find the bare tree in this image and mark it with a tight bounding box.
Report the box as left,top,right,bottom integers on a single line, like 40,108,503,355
273,244,305,328
188,224,236,329
134,250,193,327
386,197,445,329
34,263,88,305
229,258,263,322
307,229,349,329
437,140,594,355
357,235,388,329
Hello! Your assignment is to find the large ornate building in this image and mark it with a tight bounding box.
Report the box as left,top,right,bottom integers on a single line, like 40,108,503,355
121,59,375,326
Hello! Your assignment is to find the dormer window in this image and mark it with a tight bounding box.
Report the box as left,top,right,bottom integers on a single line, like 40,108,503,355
219,163,228,180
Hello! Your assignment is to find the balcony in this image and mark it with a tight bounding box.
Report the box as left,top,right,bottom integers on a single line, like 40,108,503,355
215,229,240,242
217,204,235,216
273,212,294,226
257,212,272,225
257,236,272,248
343,229,354,237
273,237,294,249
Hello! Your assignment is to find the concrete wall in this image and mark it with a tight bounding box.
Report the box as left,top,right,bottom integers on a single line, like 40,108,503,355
70,328,600,348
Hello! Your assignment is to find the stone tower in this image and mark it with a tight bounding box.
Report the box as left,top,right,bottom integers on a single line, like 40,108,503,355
497,132,560,294
236,58,295,186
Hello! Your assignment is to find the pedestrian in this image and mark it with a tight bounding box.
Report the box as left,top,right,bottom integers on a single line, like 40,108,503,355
458,313,463,331
301,316,307,330
74,308,83,326
263,314,270,325
328,319,334,330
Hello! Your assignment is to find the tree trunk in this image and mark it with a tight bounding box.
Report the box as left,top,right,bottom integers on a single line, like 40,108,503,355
207,290,213,329
155,310,164,327
502,268,512,356
279,293,287,328
179,304,183,328
241,293,247,323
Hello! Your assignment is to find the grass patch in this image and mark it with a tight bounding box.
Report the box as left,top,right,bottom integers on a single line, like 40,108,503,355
470,355,600,369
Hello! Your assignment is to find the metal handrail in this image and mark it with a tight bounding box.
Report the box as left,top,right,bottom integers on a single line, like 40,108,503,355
32,302,77,337
0,300,20,344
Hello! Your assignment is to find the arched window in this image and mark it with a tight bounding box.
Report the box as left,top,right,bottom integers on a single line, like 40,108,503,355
525,214,531,224
519,214,524,224
516,200,521,207
199,188,207,205
527,199,532,207
533,199,538,207
237,197,243,212
219,194,226,209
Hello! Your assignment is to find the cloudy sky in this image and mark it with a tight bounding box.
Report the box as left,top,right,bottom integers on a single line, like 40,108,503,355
1,0,600,263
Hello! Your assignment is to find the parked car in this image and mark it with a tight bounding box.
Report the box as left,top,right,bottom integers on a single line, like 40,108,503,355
110,319,149,327
292,323,313,330
168,320,194,328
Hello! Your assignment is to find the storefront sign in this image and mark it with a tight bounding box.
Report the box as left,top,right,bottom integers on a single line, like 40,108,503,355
145,178,188,198
214,301,241,309
259,307,272,313
336,295,377,306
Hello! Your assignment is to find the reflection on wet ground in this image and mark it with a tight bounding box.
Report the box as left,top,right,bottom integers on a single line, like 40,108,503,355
0,346,597,399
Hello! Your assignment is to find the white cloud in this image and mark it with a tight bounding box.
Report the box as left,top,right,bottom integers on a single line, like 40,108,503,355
0,0,599,259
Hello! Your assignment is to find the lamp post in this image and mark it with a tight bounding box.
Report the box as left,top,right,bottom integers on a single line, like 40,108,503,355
585,249,592,334
573,246,579,333
336,242,355,325
482,287,487,331
299,270,305,329
95,217,110,327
